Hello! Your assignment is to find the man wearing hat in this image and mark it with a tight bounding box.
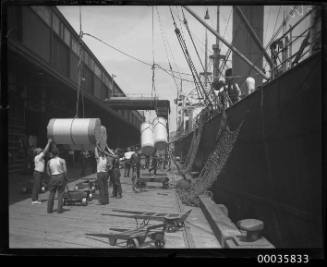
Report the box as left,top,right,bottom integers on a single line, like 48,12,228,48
31,138,52,205
225,68,241,105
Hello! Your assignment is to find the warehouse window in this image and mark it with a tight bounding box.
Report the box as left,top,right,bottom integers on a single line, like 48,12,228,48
94,64,101,78
52,12,60,35
102,75,108,88
63,25,70,46
88,57,95,71
71,37,80,55
82,50,87,64
31,6,51,26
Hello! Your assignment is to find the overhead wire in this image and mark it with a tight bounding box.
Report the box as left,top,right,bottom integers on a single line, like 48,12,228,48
82,32,195,83
181,8,205,72
151,6,156,98
156,6,181,95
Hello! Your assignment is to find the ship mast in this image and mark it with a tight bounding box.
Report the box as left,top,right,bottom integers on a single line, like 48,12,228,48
209,6,225,82
200,9,212,91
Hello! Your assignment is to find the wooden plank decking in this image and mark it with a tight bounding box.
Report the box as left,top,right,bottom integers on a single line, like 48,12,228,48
9,170,220,248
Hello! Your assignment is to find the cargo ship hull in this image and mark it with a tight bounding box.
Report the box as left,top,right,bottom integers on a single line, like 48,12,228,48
173,52,322,248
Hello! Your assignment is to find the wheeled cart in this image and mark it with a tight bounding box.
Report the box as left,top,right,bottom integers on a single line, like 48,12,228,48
108,223,166,248
63,188,88,206
136,177,169,189
103,209,192,233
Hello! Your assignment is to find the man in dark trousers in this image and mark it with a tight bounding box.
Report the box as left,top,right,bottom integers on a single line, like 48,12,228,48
46,146,67,213
95,146,110,205
32,138,52,205
131,147,141,180
149,151,158,175
123,147,132,177
145,154,150,169
112,149,122,198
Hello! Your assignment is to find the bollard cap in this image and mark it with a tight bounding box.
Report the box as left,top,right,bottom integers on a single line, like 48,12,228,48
237,219,264,232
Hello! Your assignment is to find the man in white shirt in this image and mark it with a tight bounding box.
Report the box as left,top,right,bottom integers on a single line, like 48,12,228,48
123,147,134,177
95,146,110,205
46,146,67,213
31,138,52,204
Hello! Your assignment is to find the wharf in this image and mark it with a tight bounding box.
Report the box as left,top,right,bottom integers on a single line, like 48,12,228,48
9,169,220,248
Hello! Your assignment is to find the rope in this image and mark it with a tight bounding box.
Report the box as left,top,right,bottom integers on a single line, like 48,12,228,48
170,7,213,108
181,8,205,72
156,7,181,94
266,6,282,50
82,32,193,82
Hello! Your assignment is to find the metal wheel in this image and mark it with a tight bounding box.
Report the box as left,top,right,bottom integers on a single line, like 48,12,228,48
109,237,117,246
127,238,140,248
151,232,164,241
166,225,177,233
81,198,88,206
154,240,165,248
177,221,185,228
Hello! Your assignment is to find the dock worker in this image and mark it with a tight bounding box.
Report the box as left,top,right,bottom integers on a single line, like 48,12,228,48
131,147,141,180
149,150,158,175
31,138,52,205
95,146,110,205
225,68,241,105
123,147,133,177
245,76,256,95
167,153,171,171
212,79,226,111
46,146,67,213
112,148,122,198
145,154,150,169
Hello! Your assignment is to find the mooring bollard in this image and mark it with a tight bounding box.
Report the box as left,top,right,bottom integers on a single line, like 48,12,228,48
237,219,264,242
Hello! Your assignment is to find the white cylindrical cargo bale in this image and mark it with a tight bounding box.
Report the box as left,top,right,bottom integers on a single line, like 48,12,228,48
141,122,155,155
153,117,168,150
47,118,101,145
245,77,255,94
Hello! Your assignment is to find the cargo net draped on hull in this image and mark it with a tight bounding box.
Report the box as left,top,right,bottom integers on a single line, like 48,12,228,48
183,122,204,172
177,121,244,207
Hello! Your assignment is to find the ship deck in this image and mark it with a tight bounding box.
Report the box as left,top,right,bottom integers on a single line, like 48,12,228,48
9,169,220,249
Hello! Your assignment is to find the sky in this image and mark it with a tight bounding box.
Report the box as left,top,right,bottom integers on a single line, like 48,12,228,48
57,5,312,132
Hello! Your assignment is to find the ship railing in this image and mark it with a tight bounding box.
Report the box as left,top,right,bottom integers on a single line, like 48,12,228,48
268,6,321,77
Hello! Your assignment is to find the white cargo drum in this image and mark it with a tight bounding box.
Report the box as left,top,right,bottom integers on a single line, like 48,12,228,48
245,77,255,94
153,117,168,150
47,118,101,145
140,122,155,155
